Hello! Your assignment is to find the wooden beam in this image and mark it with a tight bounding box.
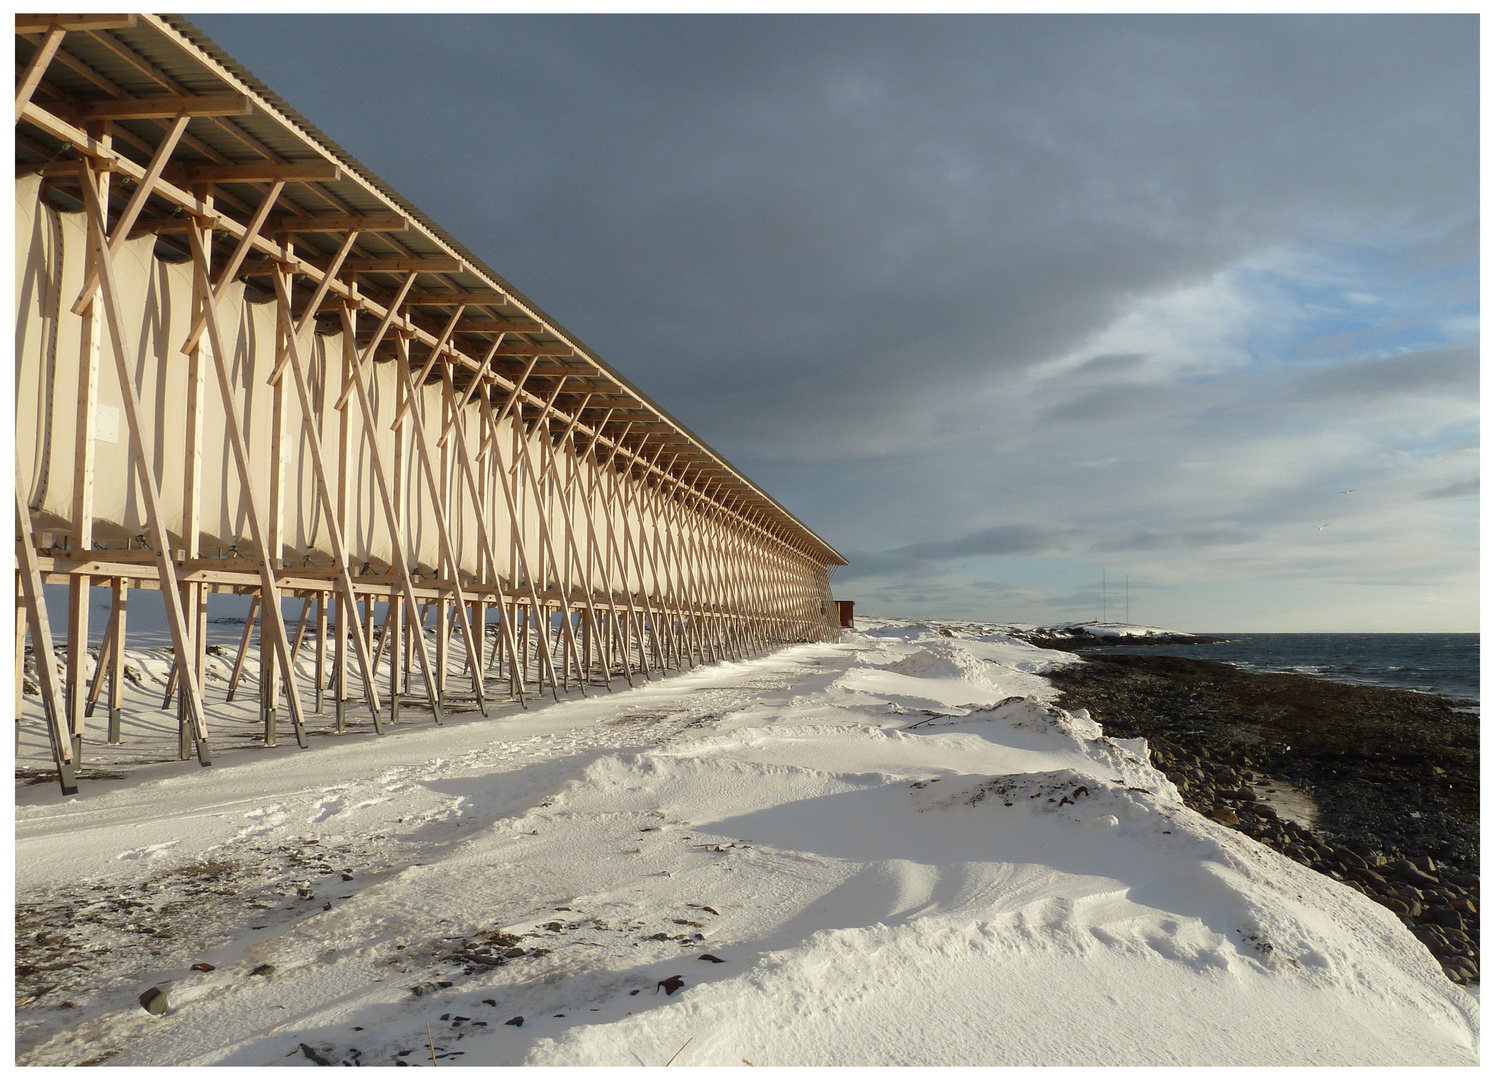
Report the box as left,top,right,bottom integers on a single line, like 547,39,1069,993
454,318,544,335
341,256,463,275
490,341,574,356
405,288,505,306
15,24,65,124
76,93,252,119
181,161,341,184
266,212,408,233
16,14,138,32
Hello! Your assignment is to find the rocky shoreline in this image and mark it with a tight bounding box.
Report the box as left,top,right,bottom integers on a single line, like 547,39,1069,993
1042,650,1479,988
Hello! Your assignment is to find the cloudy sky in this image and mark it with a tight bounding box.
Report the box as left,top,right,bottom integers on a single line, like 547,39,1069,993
189,14,1478,632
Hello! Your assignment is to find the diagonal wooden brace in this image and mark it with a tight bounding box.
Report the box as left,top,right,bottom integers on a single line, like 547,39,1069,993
186,223,311,748
178,180,286,353
76,160,212,765
70,112,192,314
393,336,487,713
15,26,66,125
15,482,79,794
333,274,416,412
337,304,446,722
269,270,385,724
437,363,526,706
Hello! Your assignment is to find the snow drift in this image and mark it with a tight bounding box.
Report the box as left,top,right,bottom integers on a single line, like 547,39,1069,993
13,617,1478,1065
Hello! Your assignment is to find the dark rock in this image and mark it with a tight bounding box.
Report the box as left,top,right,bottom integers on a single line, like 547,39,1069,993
656,975,685,995
1334,848,1368,871
1390,861,1441,888
300,1044,333,1066
250,963,275,977
1209,806,1239,826
1045,650,1479,987
698,953,727,963
191,963,215,972
138,986,169,1014
505,1016,524,1027
1422,906,1465,931
1373,895,1411,916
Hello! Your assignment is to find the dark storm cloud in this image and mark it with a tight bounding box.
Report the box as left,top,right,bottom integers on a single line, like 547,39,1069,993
184,15,1478,628
187,14,1477,459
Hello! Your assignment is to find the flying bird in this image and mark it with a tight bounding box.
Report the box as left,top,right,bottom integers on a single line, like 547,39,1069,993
1312,524,1329,531
1338,489,1354,495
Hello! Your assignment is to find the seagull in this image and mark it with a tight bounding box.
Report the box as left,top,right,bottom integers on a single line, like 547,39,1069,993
1312,524,1329,531
1338,489,1354,495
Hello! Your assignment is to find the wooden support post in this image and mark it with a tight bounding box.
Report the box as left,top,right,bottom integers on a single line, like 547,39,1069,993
15,598,26,752
393,335,486,714
315,592,326,714
225,596,260,703
83,601,116,719
16,482,79,794
76,160,212,765
336,301,445,722
189,216,315,747
437,368,525,706
66,127,111,763
268,272,383,727
389,592,402,725
479,394,560,698
510,385,588,694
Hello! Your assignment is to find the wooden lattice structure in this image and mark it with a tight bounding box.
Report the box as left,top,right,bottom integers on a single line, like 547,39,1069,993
14,14,846,794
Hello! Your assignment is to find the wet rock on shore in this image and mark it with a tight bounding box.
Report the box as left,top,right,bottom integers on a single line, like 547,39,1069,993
1045,652,1479,987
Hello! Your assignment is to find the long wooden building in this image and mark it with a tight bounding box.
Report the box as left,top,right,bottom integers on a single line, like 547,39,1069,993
14,14,846,794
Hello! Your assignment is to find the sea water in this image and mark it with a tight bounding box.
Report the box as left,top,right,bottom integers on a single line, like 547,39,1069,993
1096,633,1479,704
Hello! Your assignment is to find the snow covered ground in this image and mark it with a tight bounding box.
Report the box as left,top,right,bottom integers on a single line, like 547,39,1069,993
13,616,1479,1065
